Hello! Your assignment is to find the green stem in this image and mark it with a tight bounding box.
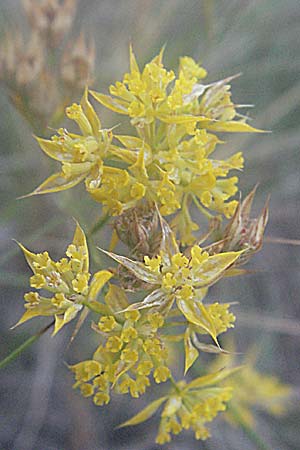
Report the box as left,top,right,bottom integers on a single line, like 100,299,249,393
87,213,110,237
0,320,54,370
228,404,272,450
169,374,181,394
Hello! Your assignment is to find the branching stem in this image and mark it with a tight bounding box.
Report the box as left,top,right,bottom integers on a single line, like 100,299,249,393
0,320,54,370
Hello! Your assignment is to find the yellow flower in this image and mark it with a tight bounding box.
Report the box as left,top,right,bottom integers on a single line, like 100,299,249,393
101,217,241,370
144,255,162,273
14,222,112,334
102,218,241,321
121,326,138,343
209,342,292,427
87,48,264,237
119,367,238,444
106,336,123,352
70,360,102,383
137,360,154,376
98,316,117,332
121,347,139,364
70,284,170,404
23,90,113,198
24,48,263,232
153,366,171,383
93,392,110,406
79,383,94,397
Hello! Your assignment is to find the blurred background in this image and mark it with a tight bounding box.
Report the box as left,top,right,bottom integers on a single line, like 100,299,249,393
0,0,300,449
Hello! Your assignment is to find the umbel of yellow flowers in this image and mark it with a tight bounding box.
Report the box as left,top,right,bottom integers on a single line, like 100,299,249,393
13,48,291,445
14,222,112,335
24,48,264,244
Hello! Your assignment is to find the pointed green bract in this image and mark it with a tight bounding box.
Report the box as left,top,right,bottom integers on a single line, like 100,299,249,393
186,366,243,391
99,248,159,284
89,91,129,114
184,327,199,374
88,270,112,300
24,172,87,197
118,397,167,428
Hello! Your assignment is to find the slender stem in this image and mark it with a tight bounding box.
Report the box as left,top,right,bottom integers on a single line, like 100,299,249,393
87,213,109,237
0,320,54,370
169,374,180,393
227,404,272,450
192,195,214,220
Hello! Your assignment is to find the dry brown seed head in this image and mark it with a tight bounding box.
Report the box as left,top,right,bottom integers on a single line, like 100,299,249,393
61,33,96,89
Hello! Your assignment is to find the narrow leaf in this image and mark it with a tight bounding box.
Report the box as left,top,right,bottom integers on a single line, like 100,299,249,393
11,308,51,329
192,334,230,354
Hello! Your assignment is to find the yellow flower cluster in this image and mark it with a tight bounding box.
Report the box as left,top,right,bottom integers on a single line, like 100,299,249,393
11,46,291,447
155,386,232,444
209,345,292,427
70,284,170,404
103,218,240,372
26,48,263,243
120,368,236,444
15,223,112,334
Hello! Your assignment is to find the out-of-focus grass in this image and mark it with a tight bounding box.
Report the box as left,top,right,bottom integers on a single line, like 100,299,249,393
1,1,300,449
